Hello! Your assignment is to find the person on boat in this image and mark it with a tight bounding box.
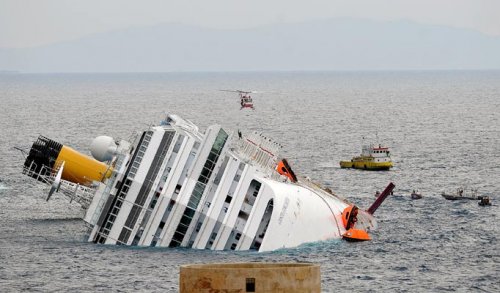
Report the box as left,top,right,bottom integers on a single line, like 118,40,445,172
346,206,358,230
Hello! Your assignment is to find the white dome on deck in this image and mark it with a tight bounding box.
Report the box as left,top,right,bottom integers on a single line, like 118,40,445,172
90,136,117,162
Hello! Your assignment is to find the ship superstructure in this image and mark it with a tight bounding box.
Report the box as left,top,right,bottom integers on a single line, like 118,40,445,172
21,114,389,252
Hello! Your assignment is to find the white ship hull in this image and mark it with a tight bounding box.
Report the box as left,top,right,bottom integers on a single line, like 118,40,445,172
22,114,378,252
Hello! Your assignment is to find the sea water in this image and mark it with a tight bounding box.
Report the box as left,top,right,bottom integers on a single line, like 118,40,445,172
0,71,499,292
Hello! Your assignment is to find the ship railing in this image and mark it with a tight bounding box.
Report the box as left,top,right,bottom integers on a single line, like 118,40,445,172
49,162,97,209
22,160,97,209
22,161,53,185
56,180,96,209
231,133,282,174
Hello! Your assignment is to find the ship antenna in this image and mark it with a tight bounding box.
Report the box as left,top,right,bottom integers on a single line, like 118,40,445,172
13,146,28,158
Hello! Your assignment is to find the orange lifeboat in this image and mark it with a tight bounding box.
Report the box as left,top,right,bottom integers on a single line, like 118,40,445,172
341,205,358,230
342,228,371,242
341,205,371,242
340,183,395,242
276,159,297,183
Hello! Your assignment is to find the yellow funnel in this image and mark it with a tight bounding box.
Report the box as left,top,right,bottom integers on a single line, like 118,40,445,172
55,146,113,185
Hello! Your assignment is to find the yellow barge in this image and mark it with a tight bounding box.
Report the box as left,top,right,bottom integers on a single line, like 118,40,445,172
340,144,393,171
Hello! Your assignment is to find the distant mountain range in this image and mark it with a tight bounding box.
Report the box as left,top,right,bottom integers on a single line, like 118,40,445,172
1,18,500,72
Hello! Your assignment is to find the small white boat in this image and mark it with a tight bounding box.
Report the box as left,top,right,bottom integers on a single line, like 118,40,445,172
410,190,422,200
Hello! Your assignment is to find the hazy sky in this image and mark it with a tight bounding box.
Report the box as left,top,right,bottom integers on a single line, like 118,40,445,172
1,0,499,48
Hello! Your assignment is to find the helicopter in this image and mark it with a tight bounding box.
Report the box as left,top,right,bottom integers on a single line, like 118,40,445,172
220,89,256,110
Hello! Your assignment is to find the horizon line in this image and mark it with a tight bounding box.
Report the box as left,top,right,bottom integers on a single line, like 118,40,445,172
2,69,500,75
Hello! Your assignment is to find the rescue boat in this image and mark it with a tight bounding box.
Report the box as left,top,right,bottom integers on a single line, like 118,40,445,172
340,144,393,171
19,114,393,252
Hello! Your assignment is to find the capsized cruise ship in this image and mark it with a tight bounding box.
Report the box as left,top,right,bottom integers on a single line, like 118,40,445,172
20,114,393,252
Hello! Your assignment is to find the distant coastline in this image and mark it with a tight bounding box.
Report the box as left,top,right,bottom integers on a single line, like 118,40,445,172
1,18,499,73
0,70,20,74
2,69,500,75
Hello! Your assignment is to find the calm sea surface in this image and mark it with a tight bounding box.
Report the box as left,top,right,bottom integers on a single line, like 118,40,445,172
0,72,499,292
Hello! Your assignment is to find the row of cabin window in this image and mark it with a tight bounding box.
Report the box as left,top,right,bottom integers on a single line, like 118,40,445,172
202,165,245,247
167,157,239,249
129,132,152,177
147,136,195,247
